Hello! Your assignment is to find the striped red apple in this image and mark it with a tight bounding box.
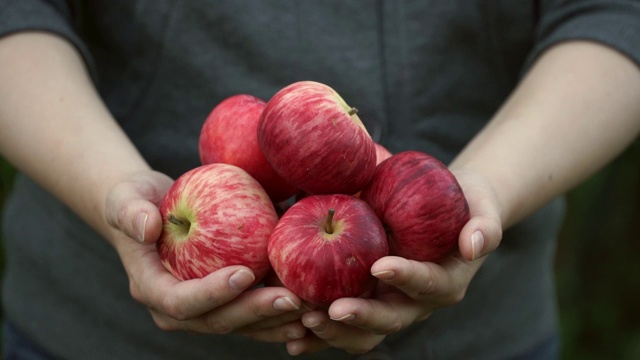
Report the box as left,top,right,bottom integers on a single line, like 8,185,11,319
157,163,279,282
268,194,388,307
258,81,376,195
198,94,297,203
374,142,393,165
361,151,470,262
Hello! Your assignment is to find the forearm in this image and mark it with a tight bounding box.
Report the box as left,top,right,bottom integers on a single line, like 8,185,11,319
0,31,150,242
451,41,640,229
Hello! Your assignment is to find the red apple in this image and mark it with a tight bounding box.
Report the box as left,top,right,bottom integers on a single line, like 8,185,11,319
199,94,297,203
352,143,393,198
258,81,376,195
268,194,388,307
374,142,393,165
157,163,279,282
360,151,470,262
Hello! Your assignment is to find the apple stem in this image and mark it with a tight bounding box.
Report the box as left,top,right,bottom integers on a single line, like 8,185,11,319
167,214,185,226
347,107,358,116
325,209,336,234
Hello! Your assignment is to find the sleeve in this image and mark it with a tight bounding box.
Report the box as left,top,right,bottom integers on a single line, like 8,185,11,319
525,0,640,69
0,0,95,75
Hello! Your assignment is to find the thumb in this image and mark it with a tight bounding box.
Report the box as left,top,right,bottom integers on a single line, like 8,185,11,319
458,214,502,261
105,171,174,244
450,169,503,261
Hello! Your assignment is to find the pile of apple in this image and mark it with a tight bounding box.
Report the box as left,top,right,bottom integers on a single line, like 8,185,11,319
156,81,470,307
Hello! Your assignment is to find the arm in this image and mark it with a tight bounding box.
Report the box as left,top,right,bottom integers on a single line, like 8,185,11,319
0,31,149,240
288,40,640,355
0,31,306,341
451,40,640,231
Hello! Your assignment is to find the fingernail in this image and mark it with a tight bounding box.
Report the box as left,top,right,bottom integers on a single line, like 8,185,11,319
471,230,485,260
136,213,148,243
287,329,306,340
305,321,326,334
372,270,395,280
273,297,300,311
229,269,255,291
287,343,304,356
330,313,356,322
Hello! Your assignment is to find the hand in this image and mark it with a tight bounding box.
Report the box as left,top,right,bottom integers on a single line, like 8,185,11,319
285,169,503,355
104,170,308,342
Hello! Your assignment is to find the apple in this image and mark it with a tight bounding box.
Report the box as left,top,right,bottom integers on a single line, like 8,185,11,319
360,151,470,262
157,163,279,282
199,94,297,203
258,81,376,195
268,194,388,307
352,143,393,198
374,142,393,165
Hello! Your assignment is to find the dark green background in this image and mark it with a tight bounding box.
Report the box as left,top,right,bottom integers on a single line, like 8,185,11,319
0,140,639,358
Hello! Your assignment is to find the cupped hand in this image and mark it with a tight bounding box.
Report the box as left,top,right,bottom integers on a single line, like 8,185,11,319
286,169,504,355
104,170,307,342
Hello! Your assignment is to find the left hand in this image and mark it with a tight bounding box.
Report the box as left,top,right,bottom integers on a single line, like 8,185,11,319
285,169,504,355
105,170,308,343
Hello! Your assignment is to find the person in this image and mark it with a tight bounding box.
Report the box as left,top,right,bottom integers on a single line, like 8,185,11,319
1,1,639,359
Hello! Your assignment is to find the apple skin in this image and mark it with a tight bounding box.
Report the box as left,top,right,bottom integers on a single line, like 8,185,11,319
258,81,377,195
360,151,470,263
352,143,393,198
157,163,279,282
199,94,297,203
268,194,388,307
374,142,393,165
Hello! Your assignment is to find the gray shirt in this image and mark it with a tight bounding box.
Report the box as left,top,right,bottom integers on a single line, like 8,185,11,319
1,1,639,359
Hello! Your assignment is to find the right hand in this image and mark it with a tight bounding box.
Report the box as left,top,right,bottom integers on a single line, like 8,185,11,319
104,170,308,342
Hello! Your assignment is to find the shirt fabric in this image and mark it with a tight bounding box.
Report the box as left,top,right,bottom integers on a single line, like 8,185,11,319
1,1,639,359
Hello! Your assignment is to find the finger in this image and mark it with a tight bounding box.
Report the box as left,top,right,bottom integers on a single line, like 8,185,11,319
143,265,256,321
105,172,173,244
106,190,162,244
371,256,476,306
286,333,330,356
239,307,305,331
239,320,307,343
458,213,502,260
448,169,503,260
200,286,303,332
151,286,303,334
326,295,421,335
300,311,386,355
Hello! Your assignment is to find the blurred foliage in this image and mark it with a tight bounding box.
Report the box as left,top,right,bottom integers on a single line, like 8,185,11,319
0,141,639,358
0,156,16,325
0,157,15,272
555,139,640,360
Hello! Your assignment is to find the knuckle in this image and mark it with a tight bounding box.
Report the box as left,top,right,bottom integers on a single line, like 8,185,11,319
205,317,233,334
417,277,437,297
129,283,145,304
389,271,412,288
161,296,189,321
152,315,177,332
201,284,231,308
379,320,403,335
244,295,271,320
447,288,467,305
250,307,270,320
414,262,439,298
